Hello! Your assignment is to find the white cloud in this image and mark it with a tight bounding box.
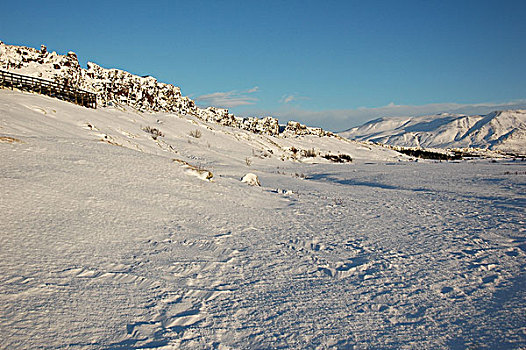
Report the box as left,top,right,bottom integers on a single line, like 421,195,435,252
280,95,295,104
279,94,310,104
196,88,259,108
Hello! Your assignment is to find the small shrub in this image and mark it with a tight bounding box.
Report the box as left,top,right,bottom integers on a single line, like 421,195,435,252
338,154,353,162
189,129,202,138
323,153,353,163
245,157,252,166
301,148,317,157
396,148,460,160
142,126,164,140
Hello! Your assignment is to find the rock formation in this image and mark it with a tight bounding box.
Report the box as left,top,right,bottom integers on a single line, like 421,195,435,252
0,41,333,137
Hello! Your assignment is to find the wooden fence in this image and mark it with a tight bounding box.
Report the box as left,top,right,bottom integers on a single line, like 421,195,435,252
0,70,97,108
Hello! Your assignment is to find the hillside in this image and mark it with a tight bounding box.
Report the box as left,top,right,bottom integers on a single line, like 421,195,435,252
340,110,526,155
0,88,406,168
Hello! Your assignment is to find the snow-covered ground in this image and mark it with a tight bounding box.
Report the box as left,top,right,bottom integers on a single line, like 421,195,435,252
1,89,525,349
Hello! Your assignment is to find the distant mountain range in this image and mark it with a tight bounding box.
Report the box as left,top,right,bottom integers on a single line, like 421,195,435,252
339,110,526,155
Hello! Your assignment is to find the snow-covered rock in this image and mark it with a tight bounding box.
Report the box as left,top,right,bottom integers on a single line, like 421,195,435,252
340,110,526,155
284,120,333,137
196,107,280,135
241,173,261,186
0,41,194,112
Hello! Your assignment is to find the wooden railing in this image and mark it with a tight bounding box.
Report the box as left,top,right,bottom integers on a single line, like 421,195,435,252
0,70,97,109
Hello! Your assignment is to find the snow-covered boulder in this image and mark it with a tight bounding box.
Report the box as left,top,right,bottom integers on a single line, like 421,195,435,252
196,107,280,136
241,173,261,186
283,120,333,137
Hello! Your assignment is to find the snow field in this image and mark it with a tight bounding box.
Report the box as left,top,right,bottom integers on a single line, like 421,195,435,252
0,89,525,349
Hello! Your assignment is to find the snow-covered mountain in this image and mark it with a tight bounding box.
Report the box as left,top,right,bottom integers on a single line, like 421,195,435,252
340,110,526,155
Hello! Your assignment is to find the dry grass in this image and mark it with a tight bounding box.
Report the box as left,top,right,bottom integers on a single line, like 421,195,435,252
0,136,23,143
100,137,122,147
142,126,164,140
172,158,213,180
301,148,317,157
189,129,202,138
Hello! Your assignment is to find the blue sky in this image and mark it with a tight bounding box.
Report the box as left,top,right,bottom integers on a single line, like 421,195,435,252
1,0,525,130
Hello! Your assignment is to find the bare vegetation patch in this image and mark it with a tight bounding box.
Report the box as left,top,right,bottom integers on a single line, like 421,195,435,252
189,129,202,138
142,126,164,140
100,136,122,147
323,153,353,163
301,148,317,157
173,158,213,180
396,148,460,161
0,136,23,143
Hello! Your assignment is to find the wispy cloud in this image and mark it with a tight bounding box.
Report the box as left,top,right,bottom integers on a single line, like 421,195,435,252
270,99,526,132
197,86,259,108
279,94,309,104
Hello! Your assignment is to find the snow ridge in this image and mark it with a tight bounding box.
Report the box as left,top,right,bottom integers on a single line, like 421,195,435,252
340,111,526,155
0,41,332,138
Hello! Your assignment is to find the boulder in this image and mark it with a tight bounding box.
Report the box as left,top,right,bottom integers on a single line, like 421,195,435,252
241,173,261,186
